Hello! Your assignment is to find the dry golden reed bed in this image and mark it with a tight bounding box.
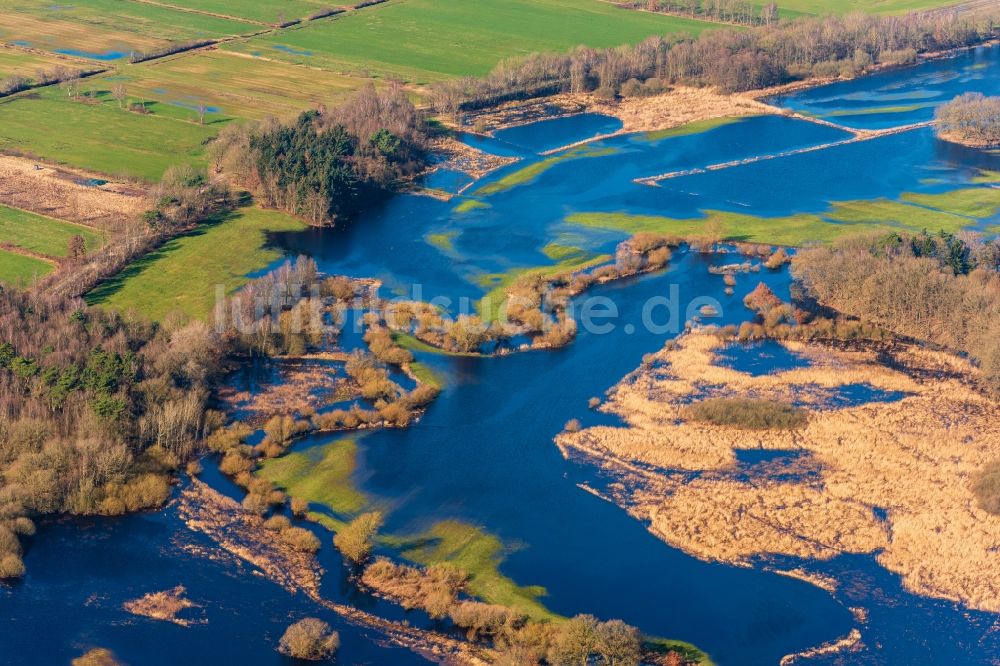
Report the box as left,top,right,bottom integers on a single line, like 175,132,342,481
460,86,777,140
0,154,148,231
123,585,201,626
588,86,777,135
556,331,1000,612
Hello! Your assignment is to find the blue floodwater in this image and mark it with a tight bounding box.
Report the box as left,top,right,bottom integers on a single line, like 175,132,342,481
55,48,128,61
272,44,313,57
0,495,430,666
423,168,474,194
493,112,623,152
771,44,1000,129
735,449,804,465
5,49,1000,666
823,382,909,409
715,339,810,376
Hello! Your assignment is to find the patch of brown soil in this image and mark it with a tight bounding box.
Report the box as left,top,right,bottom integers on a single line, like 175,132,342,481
557,331,1000,612
0,153,148,232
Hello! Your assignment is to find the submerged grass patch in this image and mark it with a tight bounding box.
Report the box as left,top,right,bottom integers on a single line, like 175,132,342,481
541,243,590,262
972,170,1000,185
0,204,105,257
901,188,1000,219
86,206,305,321
453,199,490,214
476,251,611,323
823,103,932,117
476,144,618,196
642,115,744,142
387,520,555,622
408,361,445,389
568,186,997,247
392,331,480,357
426,230,458,253
258,438,367,523
567,210,846,247
824,198,970,233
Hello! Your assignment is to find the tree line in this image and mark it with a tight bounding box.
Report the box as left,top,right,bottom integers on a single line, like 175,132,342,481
0,290,226,577
936,92,1000,147
430,10,998,113
0,64,103,98
210,84,430,226
621,0,780,27
792,230,1000,396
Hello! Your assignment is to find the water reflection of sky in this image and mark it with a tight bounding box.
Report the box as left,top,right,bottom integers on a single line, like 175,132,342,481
769,43,1000,129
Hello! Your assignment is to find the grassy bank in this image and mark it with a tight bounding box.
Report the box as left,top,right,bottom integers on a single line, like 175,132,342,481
0,204,105,258
0,248,53,286
476,251,612,323
258,438,367,529
387,520,557,623
86,206,305,321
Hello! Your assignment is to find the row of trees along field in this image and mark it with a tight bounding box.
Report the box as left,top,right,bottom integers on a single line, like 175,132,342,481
0,291,227,576
792,230,1000,396
36,165,231,302
431,10,998,111
210,85,429,226
622,0,781,27
935,93,1000,147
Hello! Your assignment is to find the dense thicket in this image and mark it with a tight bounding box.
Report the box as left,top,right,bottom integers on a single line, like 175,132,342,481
431,11,997,112
793,230,1000,395
212,85,429,225
0,290,224,576
936,92,1000,147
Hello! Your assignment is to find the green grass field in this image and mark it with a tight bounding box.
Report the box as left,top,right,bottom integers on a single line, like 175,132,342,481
86,206,305,320
0,204,105,258
0,0,258,60
749,0,969,16
476,250,612,323
139,0,338,25
388,520,557,622
225,0,720,82
0,86,221,180
111,50,367,120
0,247,53,286
0,45,90,81
258,438,367,522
